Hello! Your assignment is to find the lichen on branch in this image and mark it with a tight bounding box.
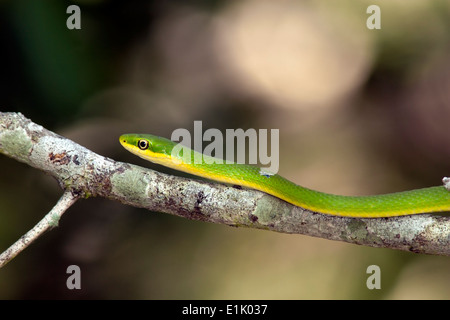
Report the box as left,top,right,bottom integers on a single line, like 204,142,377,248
1,111,450,262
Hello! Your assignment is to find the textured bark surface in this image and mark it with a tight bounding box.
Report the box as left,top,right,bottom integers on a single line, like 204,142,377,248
1,112,450,256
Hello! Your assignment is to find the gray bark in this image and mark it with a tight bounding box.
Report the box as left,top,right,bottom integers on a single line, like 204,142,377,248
1,111,450,257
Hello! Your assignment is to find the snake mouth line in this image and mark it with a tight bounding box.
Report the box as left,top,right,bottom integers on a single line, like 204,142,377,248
120,134,450,218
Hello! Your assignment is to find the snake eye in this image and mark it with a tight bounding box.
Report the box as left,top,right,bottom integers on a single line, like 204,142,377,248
138,139,149,150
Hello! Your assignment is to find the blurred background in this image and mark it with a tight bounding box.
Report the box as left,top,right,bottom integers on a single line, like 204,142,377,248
1,0,450,299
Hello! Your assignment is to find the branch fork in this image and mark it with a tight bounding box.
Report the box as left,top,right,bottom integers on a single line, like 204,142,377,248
1,111,450,267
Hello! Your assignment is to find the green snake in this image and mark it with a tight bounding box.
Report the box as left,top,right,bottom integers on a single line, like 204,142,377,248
119,133,450,218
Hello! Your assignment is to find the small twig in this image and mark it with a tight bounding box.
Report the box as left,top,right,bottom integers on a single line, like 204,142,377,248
1,111,450,258
0,190,78,268
443,177,450,191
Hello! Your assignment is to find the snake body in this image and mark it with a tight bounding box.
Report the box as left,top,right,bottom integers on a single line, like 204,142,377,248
120,133,450,218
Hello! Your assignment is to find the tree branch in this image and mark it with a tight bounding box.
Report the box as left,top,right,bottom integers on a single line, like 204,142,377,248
1,111,450,260
0,190,78,268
